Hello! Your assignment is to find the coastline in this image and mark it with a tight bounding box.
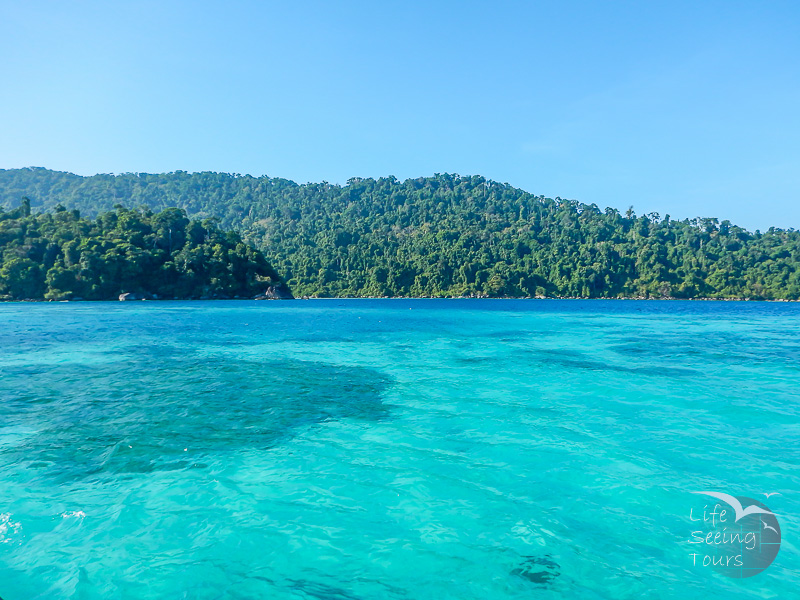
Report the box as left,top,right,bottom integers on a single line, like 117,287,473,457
2,296,798,303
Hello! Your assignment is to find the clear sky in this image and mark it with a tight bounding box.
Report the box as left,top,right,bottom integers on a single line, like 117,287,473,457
2,1,799,231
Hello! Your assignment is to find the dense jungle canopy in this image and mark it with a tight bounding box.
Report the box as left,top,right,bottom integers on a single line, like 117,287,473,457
1,168,798,299
0,198,281,301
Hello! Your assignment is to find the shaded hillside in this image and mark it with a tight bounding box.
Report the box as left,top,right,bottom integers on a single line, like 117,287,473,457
1,168,799,299
0,199,283,301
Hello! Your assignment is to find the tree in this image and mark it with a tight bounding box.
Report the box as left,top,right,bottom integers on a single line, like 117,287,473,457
0,257,44,298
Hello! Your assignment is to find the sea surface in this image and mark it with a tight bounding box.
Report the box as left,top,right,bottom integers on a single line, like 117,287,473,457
1,299,798,599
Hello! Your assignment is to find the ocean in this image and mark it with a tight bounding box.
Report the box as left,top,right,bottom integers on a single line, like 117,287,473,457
1,299,798,599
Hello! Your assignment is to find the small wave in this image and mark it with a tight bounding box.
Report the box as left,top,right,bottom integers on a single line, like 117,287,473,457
60,510,87,519
0,513,22,541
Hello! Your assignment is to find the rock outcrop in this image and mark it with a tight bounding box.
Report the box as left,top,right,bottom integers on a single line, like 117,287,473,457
254,282,294,300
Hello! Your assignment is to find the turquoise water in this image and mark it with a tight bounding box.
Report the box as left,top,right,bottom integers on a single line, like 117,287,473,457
1,299,799,599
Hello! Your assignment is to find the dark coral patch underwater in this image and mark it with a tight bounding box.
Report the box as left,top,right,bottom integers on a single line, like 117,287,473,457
0,354,391,481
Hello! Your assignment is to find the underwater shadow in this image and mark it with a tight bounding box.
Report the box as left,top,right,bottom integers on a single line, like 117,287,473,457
1,354,392,480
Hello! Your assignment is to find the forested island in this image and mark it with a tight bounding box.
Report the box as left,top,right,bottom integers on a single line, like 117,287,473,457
0,199,286,301
1,167,799,300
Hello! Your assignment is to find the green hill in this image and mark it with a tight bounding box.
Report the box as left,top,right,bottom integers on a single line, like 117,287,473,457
0,199,284,301
1,167,799,299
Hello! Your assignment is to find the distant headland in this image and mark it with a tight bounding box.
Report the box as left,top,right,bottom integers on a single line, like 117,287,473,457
0,200,289,302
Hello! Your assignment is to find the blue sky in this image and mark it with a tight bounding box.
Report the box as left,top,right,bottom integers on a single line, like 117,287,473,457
1,1,799,231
